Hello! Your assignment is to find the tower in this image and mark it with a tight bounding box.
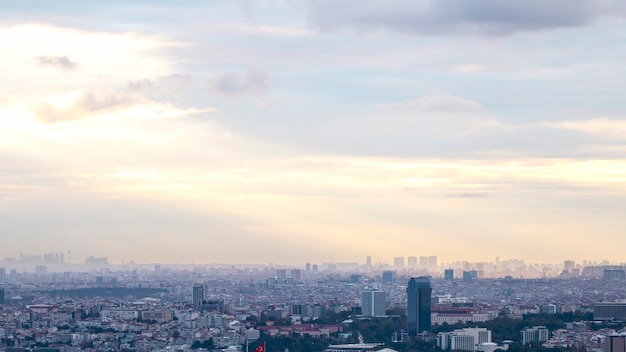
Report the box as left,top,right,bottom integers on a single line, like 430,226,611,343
192,283,205,311
407,276,432,336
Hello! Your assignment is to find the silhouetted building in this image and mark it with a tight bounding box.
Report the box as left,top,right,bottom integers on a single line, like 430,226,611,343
444,269,454,281
407,276,432,336
0,288,4,305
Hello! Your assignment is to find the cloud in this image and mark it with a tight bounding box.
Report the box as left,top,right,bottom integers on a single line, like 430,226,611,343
31,89,139,124
447,192,490,198
210,68,269,97
307,0,626,36
35,56,80,71
377,94,486,114
545,118,626,140
127,78,152,92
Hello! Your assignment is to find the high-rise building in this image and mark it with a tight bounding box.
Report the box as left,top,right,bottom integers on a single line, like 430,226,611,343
606,333,626,352
0,288,4,305
419,256,429,268
276,269,287,279
362,289,386,317
382,270,396,284
407,276,432,336
192,283,205,311
394,257,405,268
0,267,5,283
366,256,372,266
463,270,478,281
444,269,454,281
291,269,302,282
408,257,417,267
429,256,438,268
306,263,311,272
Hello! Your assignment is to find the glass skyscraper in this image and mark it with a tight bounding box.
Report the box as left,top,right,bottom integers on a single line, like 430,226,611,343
407,276,432,336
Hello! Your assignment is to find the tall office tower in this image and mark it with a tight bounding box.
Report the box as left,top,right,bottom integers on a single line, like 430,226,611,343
419,256,429,268
362,289,386,317
407,276,432,336
429,256,437,268
394,257,405,268
382,270,396,284
366,256,372,266
291,269,302,282
0,267,5,283
192,283,205,311
276,269,287,279
444,269,454,281
408,257,418,267
606,333,626,352
312,264,318,272
306,263,311,272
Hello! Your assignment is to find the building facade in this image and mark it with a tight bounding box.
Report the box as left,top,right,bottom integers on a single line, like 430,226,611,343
407,276,431,336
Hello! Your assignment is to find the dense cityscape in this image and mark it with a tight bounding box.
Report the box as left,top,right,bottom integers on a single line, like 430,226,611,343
2,254,626,352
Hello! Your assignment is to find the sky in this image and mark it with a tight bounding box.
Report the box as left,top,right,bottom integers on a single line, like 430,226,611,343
1,1,626,265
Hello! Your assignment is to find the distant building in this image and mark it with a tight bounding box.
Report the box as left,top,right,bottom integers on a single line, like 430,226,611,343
276,269,287,279
429,256,437,268
604,269,626,280
463,270,478,281
438,327,492,351
350,274,363,284
606,333,626,352
382,271,396,284
192,283,205,311
0,288,4,305
444,269,454,281
407,276,431,336
291,269,302,282
408,257,417,267
419,256,429,268
521,326,549,346
362,289,385,317
594,301,626,321
394,257,405,268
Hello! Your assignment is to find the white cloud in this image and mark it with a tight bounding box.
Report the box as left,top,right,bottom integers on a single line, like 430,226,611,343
377,94,486,114
545,118,626,139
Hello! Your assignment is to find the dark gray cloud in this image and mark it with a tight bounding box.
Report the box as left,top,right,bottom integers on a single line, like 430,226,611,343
307,0,626,36
35,56,80,71
211,68,269,97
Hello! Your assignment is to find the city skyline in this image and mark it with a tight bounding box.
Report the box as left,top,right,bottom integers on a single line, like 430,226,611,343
2,1,626,264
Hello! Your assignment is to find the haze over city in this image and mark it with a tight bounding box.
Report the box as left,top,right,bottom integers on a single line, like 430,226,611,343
1,1,626,264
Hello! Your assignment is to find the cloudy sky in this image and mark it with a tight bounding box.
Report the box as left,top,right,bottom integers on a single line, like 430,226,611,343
1,1,626,265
